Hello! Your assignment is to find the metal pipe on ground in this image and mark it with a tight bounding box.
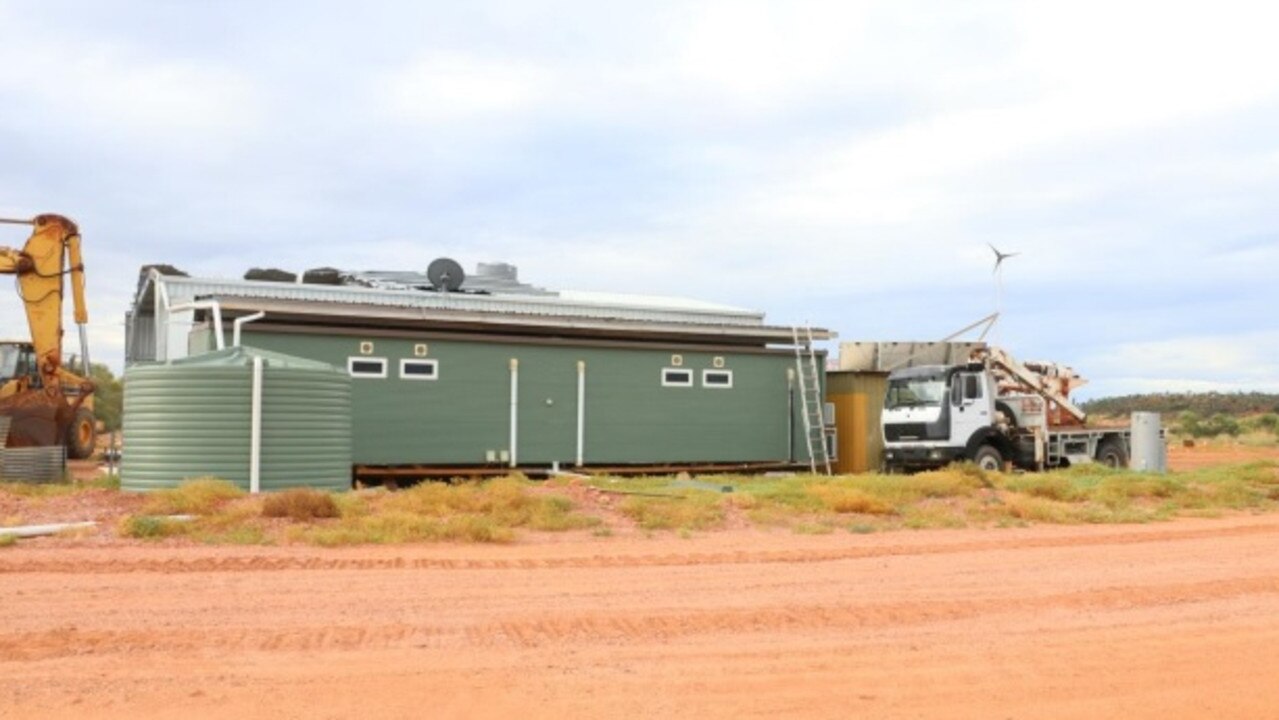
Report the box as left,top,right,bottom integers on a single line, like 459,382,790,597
0,521,96,539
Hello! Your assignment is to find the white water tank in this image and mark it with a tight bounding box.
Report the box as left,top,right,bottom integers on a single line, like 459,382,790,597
1130,412,1166,472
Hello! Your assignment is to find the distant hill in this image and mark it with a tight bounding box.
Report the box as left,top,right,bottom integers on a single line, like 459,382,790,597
1081,392,1279,417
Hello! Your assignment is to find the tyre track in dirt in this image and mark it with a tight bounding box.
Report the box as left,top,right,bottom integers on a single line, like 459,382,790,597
4,574,1276,661
4,515,1279,719
3,519,1276,575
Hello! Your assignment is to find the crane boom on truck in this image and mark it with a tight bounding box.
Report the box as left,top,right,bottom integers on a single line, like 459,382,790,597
0,213,96,459
881,345,1130,473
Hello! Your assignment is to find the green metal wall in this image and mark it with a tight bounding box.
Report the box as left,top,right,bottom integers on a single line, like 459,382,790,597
231,330,810,467
122,346,352,491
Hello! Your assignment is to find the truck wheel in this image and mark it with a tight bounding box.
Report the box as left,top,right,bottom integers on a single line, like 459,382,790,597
1096,439,1128,469
65,408,97,460
973,445,1003,472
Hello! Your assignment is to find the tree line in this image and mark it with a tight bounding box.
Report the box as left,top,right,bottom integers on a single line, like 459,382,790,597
1081,392,1279,417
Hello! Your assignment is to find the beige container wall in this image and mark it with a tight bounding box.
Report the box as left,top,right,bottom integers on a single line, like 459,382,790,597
826,371,888,474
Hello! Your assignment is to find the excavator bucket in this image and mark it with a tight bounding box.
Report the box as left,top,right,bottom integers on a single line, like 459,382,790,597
0,389,73,449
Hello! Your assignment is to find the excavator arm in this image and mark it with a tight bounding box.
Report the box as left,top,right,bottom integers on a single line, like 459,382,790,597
0,214,96,455
0,214,91,392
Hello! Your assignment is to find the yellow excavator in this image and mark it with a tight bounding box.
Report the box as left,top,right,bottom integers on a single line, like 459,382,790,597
0,213,96,459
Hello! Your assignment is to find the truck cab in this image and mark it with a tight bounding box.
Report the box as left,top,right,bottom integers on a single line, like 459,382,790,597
881,363,1007,470
882,359,1132,473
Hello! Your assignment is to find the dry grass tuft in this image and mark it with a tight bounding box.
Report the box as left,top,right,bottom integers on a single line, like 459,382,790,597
142,478,243,516
284,476,596,546
810,485,895,515
118,515,191,539
262,488,340,521
619,493,726,531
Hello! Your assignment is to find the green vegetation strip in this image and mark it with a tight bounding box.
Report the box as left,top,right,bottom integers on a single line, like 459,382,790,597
2,461,1276,546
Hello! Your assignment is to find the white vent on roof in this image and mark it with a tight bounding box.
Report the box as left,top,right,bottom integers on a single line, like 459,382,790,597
475,262,518,282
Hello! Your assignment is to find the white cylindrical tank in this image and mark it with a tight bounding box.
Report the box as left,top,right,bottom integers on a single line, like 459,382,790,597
1130,412,1166,472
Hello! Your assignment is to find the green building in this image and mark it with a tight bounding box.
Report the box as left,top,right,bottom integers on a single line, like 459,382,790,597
127,263,833,481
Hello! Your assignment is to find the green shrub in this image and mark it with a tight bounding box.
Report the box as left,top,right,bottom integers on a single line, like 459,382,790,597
1244,413,1279,433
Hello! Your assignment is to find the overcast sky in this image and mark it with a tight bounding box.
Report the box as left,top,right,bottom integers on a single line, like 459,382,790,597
1,0,1276,398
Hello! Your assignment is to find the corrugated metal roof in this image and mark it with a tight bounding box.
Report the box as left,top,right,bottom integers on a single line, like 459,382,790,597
152,275,769,328
347,262,556,296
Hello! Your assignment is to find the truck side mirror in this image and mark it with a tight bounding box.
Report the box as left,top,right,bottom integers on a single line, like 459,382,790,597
950,378,963,405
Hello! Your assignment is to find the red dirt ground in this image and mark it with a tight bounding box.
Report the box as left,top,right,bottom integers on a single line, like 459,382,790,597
3,446,1277,718
3,513,1279,719
1166,442,1279,470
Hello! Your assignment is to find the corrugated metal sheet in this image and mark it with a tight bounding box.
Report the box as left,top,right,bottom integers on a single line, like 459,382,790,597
839,342,986,372
349,263,556,296
125,311,156,364
122,346,351,492
157,275,768,328
827,371,888,473
0,446,65,483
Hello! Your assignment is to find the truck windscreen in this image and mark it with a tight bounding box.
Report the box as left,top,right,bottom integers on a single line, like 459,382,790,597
885,376,945,409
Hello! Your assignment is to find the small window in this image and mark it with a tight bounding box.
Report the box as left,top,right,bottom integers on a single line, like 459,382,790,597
662,368,693,387
400,358,438,380
348,357,387,378
964,374,982,400
702,369,733,388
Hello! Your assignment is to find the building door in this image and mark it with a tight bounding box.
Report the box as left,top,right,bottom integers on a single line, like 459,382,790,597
515,356,578,466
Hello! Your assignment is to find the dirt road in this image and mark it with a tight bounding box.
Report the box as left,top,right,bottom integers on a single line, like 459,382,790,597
3,514,1278,719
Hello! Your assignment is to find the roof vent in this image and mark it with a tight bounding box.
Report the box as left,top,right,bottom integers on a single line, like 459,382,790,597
475,262,518,282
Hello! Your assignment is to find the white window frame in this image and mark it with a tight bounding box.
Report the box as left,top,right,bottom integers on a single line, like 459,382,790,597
347,356,387,378
702,369,734,389
661,367,693,387
400,358,439,381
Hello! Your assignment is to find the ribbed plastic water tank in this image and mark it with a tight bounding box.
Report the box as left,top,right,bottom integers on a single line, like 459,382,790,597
122,346,352,492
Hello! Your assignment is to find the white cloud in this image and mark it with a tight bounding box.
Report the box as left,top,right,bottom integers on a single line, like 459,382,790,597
381,53,552,125
669,0,870,111
0,37,260,148
1082,331,1279,394
1,0,1276,395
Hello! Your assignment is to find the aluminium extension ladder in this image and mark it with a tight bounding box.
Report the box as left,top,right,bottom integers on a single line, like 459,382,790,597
791,326,832,475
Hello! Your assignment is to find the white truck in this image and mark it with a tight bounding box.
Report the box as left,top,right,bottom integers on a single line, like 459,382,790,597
881,347,1132,473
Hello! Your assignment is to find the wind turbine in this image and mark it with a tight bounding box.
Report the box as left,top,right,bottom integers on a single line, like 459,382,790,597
989,243,1019,274
988,243,1019,343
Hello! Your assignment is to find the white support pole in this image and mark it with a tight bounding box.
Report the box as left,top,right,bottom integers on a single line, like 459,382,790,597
576,360,585,467
210,302,224,349
168,300,226,350
508,358,519,468
250,355,263,494
233,311,266,347
153,272,167,361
